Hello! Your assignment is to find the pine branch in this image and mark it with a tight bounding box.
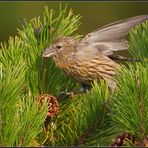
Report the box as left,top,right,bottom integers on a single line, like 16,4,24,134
42,81,111,146
1,5,82,146
2,4,148,147
0,63,25,146
109,22,148,146
0,36,24,67
0,35,48,146
81,114,119,147
110,63,148,144
129,21,148,60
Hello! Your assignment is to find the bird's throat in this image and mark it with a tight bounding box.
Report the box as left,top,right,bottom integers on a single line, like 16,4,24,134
53,54,76,72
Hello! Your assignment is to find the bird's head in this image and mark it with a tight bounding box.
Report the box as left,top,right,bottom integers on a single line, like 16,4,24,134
42,36,79,60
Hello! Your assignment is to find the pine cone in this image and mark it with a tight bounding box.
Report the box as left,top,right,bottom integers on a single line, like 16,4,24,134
39,94,59,117
110,132,139,147
139,137,148,147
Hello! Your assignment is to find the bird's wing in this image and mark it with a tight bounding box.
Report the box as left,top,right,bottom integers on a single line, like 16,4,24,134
76,45,115,63
76,45,100,59
80,15,148,55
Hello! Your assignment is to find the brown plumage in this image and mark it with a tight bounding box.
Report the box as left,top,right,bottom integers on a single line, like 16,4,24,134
42,15,148,92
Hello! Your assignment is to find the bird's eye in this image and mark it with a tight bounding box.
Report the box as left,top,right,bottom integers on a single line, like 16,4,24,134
56,45,62,49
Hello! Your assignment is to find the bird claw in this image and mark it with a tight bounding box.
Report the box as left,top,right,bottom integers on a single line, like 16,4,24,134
65,92,75,98
60,91,66,96
60,91,75,98
60,90,84,98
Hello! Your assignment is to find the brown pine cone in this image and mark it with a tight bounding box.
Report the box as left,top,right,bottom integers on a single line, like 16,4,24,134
110,132,139,147
39,94,59,117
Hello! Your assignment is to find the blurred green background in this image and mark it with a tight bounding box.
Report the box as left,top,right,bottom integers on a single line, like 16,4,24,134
0,1,148,42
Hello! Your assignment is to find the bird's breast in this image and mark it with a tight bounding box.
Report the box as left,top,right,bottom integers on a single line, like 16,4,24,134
55,54,119,84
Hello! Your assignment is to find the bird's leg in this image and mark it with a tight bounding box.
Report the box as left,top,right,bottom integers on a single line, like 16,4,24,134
80,83,91,92
60,83,91,98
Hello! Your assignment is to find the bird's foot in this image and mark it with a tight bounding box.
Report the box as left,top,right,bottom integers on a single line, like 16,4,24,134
59,84,91,98
60,91,75,98
60,90,86,98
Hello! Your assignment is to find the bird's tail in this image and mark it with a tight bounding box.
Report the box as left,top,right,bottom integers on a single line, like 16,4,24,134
108,55,142,62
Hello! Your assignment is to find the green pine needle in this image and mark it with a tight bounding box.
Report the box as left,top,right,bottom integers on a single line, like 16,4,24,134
1,4,148,147
110,63,148,141
129,21,148,60
1,5,82,146
44,80,110,146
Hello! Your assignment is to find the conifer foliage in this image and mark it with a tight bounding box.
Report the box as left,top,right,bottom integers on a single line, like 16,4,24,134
0,5,148,146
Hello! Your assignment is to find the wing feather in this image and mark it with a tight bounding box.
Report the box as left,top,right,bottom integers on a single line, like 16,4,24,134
80,15,148,55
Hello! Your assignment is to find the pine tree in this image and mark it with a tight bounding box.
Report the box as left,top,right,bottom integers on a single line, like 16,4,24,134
0,5,148,147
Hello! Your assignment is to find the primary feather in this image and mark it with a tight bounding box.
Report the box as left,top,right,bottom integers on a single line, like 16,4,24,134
80,15,148,55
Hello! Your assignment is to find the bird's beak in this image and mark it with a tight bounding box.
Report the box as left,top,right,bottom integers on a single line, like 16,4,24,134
42,48,56,58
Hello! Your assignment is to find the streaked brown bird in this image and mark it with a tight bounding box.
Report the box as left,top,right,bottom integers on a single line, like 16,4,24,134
42,15,148,93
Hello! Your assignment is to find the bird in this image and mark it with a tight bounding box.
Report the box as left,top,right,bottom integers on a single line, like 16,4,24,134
42,15,148,93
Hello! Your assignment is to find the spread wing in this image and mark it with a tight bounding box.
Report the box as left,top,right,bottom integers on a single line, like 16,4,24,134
80,15,148,56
